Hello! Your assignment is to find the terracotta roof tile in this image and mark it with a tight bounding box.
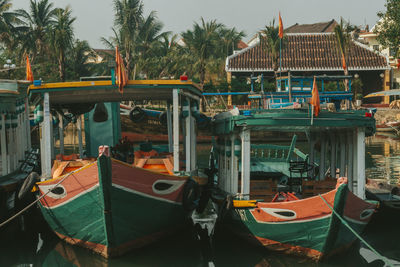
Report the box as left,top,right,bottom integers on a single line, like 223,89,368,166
226,33,389,72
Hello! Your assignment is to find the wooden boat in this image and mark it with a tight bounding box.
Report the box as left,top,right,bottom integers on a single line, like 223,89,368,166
375,121,400,132
0,80,39,233
211,108,378,261
28,79,208,258
365,179,400,226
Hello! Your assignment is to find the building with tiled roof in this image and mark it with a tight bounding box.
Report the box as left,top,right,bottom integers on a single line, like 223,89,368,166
227,32,390,102
285,20,338,34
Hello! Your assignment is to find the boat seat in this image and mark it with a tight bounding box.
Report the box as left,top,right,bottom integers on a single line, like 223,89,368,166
133,151,174,175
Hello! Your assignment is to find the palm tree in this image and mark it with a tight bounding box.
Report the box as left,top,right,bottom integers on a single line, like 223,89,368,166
16,0,56,62
0,0,21,50
181,18,224,87
259,20,282,85
334,18,352,92
112,0,144,78
67,39,96,79
50,6,75,81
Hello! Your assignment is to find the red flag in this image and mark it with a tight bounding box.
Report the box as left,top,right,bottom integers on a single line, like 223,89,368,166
397,59,400,69
26,56,33,82
342,53,347,70
278,12,284,39
311,77,320,117
115,46,128,93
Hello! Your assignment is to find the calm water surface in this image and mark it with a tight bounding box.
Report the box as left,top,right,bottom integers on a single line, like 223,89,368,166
1,136,400,266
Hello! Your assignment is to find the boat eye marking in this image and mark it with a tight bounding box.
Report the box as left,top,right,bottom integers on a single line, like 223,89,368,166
260,208,297,220
152,180,185,195
40,185,67,199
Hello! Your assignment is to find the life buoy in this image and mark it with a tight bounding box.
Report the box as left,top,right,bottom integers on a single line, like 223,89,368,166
182,178,200,213
129,107,146,123
18,172,39,200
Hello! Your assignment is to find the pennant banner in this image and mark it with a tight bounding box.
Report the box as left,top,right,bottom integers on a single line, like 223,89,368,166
26,56,34,82
278,12,284,39
115,46,128,93
311,76,320,117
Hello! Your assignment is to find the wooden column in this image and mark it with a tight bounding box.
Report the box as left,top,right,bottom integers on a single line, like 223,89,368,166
77,115,84,158
329,133,336,178
227,72,232,107
347,131,353,190
240,128,250,199
25,98,31,150
172,89,180,173
319,133,326,180
309,132,315,177
1,114,7,176
383,70,391,104
185,98,191,173
230,135,238,194
41,92,52,179
58,113,64,155
339,133,346,177
355,128,365,199
166,101,173,153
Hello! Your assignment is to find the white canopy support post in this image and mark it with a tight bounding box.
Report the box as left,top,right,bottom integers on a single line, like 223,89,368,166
50,116,54,160
185,98,191,173
9,126,15,171
219,138,225,190
230,135,238,194
20,111,26,159
355,128,365,199
347,131,353,191
41,92,52,179
339,133,346,177
77,115,84,158
352,129,359,193
329,133,336,178
172,89,179,173
190,101,196,173
58,113,64,155
166,101,173,153
240,128,250,199
1,114,7,176
16,114,22,163
319,133,326,181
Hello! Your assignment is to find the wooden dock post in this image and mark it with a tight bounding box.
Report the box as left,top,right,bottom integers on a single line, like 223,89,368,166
1,114,7,176
166,101,173,153
172,89,179,173
240,128,250,199
58,113,64,155
77,115,84,158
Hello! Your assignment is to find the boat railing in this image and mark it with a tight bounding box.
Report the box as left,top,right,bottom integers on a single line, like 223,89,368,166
250,144,308,163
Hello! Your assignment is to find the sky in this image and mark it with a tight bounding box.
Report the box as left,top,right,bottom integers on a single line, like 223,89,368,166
11,0,387,48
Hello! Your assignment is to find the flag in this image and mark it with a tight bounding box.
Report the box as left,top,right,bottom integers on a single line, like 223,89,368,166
311,76,320,117
342,53,347,70
278,12,284,39
26,56,33,82
115,46,128,93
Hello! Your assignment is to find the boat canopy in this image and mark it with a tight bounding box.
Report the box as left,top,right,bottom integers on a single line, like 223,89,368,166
212,109,376,136
28,80,202,103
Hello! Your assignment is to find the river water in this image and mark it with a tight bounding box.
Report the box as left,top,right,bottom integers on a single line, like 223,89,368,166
1,135,400,266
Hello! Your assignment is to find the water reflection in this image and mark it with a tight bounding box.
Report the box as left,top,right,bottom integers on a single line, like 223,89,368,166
366,135,400,185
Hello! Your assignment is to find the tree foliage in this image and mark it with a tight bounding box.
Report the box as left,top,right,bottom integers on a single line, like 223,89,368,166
375,0,400,57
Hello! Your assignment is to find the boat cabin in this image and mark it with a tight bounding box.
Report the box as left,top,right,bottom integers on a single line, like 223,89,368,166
28,79,203,179
212,108,376,200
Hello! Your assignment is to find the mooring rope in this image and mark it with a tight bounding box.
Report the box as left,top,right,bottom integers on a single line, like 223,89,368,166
0,171,75,228
319,194,393,267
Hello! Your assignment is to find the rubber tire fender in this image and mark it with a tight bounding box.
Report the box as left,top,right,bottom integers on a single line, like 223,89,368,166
129,107,146,123
18,172,39,200
182,178,200,213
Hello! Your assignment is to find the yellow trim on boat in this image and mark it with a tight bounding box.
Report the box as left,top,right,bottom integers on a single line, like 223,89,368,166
37,161,97,185
28,79,201,93
233,199,258,208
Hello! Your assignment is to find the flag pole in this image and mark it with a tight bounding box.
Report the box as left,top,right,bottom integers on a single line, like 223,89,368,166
279,37,282,91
